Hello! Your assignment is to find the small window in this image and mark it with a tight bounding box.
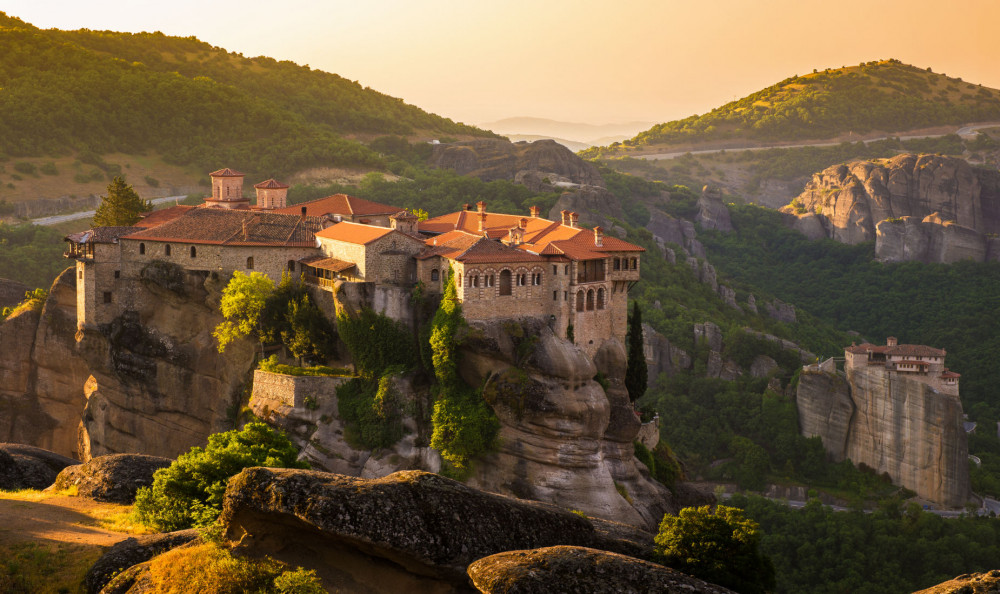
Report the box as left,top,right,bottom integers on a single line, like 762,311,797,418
78,270,83,279
631,258,637,269
576,291,584,312
564,264,569,274
103,291,112,304
614,257,620,270
165,244,171,256
553,265,558,275
431,269,439,282
114,270,120,279
246,256,254,269
564,291,568,301
288,260,296,272
553,290,558,301
488,274,495,288
190,246,197,258
139,243,146,255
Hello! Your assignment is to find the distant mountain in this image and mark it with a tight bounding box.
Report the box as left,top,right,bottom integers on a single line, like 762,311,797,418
0,12,495,177
590,60,1000,154
481,117,653,145
502,134,592,153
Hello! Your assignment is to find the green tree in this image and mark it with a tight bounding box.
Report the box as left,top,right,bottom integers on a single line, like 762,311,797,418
283,293,336,365
92,175,151,226
655,505,776,594
625,301,648,402
213,271,275,352
133,422,307,531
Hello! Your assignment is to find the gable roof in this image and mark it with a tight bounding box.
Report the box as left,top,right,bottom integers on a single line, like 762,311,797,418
316,221,411,246
66,226,144,245
274,194,399,218
254,178,289,189
209,168,244,177
454,236,546,264
135,205,196,228
122,208,321,247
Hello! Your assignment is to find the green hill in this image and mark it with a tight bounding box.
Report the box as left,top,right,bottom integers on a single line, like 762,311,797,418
587,60,1000,155
0,12,495,177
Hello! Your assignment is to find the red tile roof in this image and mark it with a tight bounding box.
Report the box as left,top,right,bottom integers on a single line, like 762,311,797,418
122,209,321,247
66,226,144,244
315,221,398,245
135,205,195,228
845,342,946,357
941,370,961,378
299,255,355,272
453,236,546,264
254,178,289,189
209,168,244,177
274,194,399,218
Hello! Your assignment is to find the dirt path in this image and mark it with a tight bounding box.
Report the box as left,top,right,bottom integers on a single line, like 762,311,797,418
0,494,132,548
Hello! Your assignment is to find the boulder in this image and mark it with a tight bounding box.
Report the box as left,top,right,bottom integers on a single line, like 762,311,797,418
467,545,736,594
0,443,78,490
220,468,654,589
50,453,172,503
84,529,199,594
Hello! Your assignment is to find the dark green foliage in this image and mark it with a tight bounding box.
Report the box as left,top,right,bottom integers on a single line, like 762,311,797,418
731,493,1000,593
92,175,150,227
593,60,1000,152
0,223,68,287
655,505,775,594
336,307,416,379
258,355,349,377
633,440,682,487
625,301,647,402
281,293,336,364
132,422,307,531
336,374,405,451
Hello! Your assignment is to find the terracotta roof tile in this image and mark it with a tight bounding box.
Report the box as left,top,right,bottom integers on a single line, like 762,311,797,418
845,342,946,358
254,178,289,189
315,221,396,245
453,236,546,264
299,255,355,272
135,205,195,228
209,168,244,177
274,194,399,218
123,209,321,247
66,226,143,244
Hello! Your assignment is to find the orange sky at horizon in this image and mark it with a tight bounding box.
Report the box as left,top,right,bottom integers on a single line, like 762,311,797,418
5,0,998,127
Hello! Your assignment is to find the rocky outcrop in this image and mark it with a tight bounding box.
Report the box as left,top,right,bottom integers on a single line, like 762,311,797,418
647,209,705,258
642,323,691,385
546,186,625,228
764,298,796,324
797,366,970,507
0,277,28,308
914,571,1000,594
220,467,655,591
431,139,604,187
875,214,988,263
85,529,199,594
458,318,683,530
786,154,1000,262
75,267,257,460
697,185,733,232
467,545,735,594
0,443,78,489
49,453,171,503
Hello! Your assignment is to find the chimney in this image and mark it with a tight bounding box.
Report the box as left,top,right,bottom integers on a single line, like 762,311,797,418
529,205,540,218
463,203,471,211
560,210,569,226
242,219,248,241
887,336,898,347
570,212,579,228
300,206,307,222
519,217,528,229
479,210,487,233
477,201,486,213
594,226,603,247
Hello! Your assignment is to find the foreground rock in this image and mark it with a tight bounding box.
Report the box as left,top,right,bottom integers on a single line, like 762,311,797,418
0,443,78,490
50,453,171,503
914,571,1000,594
84,529,199,594
467,545,735,594
786,154,1000,262
220,468,655,592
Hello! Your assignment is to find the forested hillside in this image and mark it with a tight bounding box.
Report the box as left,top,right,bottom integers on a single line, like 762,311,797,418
0,12,494,176
585,60,1000,154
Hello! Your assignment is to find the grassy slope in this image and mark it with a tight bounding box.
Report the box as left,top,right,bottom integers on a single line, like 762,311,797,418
585,60,1000,156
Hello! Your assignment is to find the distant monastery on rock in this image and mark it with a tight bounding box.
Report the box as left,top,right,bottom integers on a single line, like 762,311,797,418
65,168,644,356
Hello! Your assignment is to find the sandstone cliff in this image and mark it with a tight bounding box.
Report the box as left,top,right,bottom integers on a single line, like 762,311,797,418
797,366,970,507
786,154,1000,263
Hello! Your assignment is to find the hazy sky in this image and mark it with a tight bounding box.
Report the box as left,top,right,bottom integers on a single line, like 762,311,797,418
4,0,998,126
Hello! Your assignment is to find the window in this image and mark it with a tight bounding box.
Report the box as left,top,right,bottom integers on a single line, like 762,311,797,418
472,275,479,288
576,291,584,312
614,258,620,270
553,265,558,275
78,270,83,279
499,270,512,296
246,257,254,269
564,291,568,301
586,289,595,311
431,269,439,282
103,292,112,304
190,246,197,258
564,264,569,274
597,288,605,309
288,260,296,272
553,290,558,301
631,258,637,269
165,244,171,256
487,274,495,288
534,273,542,285
139,243,146,255
114,270,120,279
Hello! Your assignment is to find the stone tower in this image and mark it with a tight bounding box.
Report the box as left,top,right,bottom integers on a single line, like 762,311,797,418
205,168,250,209
254,179,289,210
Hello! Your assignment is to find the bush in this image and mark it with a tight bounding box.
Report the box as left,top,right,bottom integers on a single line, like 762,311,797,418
337,307,416,378
132,422,307,531
258,355,350,377
336,374,405,450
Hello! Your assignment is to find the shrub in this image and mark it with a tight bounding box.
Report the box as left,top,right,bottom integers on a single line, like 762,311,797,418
13,162,35,175
39,162,58,176
336,373,405,450
258,355,351,377
133,422,307,531
337,307,416,378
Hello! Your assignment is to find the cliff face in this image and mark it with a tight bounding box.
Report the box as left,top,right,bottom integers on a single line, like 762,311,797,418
787,154,1000,262
797,366,970,507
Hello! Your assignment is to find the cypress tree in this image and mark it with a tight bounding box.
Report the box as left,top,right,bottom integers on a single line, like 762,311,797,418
625,301,648,402
92,175,150,227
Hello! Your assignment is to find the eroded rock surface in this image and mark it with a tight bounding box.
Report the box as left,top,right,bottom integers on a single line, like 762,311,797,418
50,453,171,503
0,443,78,490
467,546,735,594
697,185,733,232
85,529,199,594
914,571,1000,594
876,215,988,263
431,139,604,186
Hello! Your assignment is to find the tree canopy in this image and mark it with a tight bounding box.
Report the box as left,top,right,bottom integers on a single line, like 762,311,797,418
92,175,150,227
213,271,275,352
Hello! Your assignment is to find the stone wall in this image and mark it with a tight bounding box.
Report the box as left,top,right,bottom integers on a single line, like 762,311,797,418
250,370,350,411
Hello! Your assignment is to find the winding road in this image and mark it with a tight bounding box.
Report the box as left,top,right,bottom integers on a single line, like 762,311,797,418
30,195,187,226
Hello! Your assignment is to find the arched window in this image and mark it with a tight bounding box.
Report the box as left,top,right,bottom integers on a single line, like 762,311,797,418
488,274,495,287
597,288,606,309
534,272,542,285
215,186,220,198
190,246,197,258
576,290,584,312
246,256,254,269
165,244,171,256
499,270,512,296
473,275,479,288
586,289,595,311
139,243,146,255
431,269,439,282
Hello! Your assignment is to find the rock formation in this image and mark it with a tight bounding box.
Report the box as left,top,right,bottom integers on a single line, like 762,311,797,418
546,185,626,228
85,529,199,593
49,453,171,503
797,364,970,507
0,277,28,308
431,138,604,186
219,467,655,591
785,154,1000,263
914,571,1000,594
696,185,733,232
467,545,736,593
647,209,705,258
0,442,78,490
